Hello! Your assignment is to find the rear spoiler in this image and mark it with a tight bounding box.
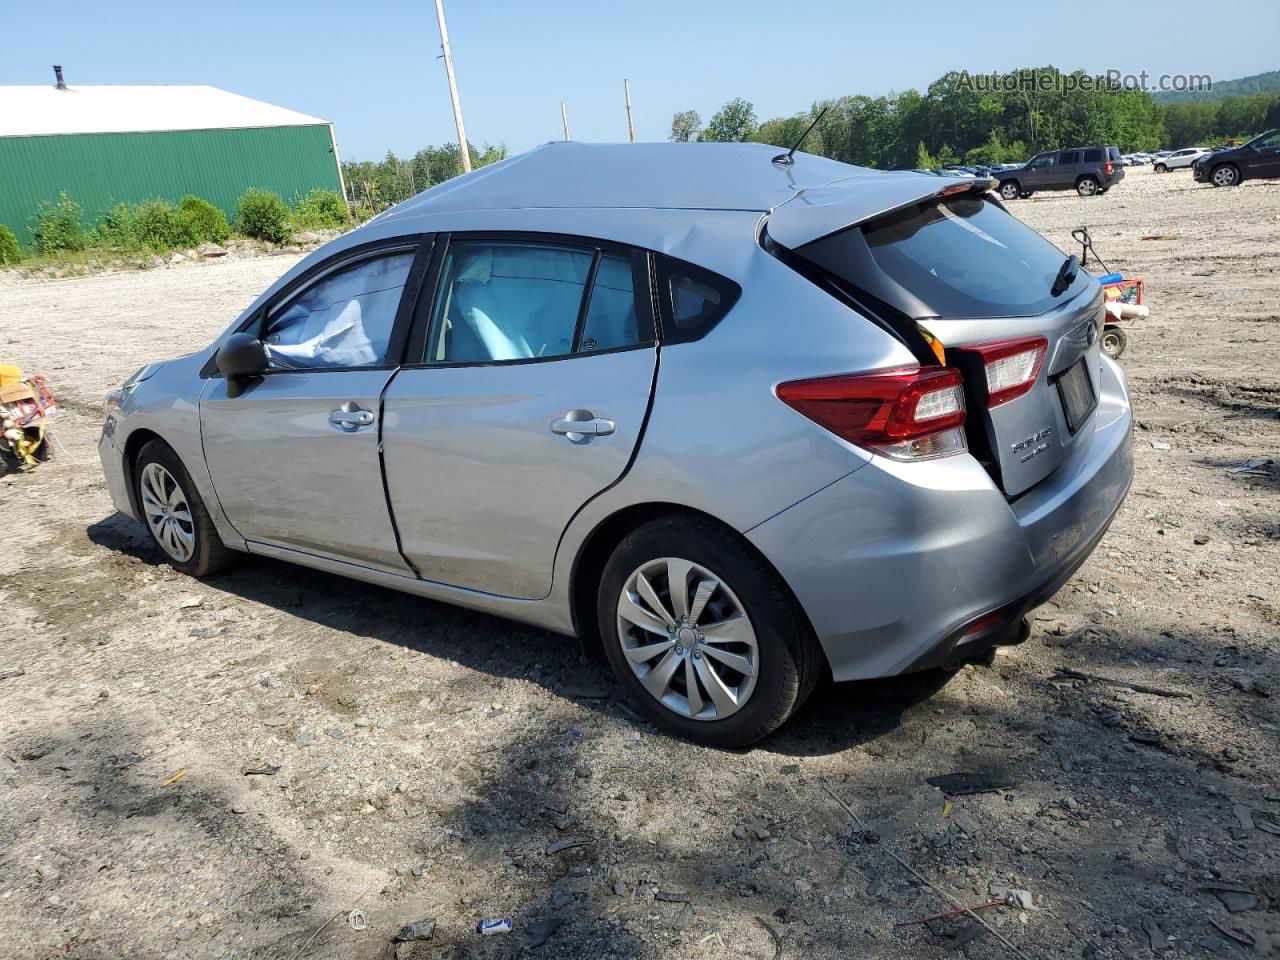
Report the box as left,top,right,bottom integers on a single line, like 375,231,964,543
765,173,996,249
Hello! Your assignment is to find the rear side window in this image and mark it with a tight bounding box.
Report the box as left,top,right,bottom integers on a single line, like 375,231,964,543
853,194,1088,318
424,239,655,363
1059,150,1080,165
1083,149,1102,163
579,253,643,352
655,256,741,343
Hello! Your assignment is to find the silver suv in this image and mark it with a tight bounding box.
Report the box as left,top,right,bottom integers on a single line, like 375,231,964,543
99,143,1133,746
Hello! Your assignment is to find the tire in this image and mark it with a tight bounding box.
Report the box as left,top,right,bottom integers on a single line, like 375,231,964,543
597,515,822,747
134,439,238,578
1100,325,1127,359
1076,177,1100,197
1154,163,1167,173
998,181,1020,200
1210,164,1240,187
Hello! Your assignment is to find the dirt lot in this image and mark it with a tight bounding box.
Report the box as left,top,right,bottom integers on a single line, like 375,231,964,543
1,165,1278,960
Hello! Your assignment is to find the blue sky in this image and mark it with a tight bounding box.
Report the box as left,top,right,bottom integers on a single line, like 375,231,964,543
4,0,1277,160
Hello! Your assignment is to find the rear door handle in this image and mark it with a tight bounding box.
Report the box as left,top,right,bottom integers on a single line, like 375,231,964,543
329,401,375,428
550,411,615,440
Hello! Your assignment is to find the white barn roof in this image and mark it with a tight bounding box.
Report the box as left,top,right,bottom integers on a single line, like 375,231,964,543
0,85,331,138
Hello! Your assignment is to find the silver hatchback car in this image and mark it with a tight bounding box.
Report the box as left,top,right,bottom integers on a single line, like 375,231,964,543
100,142,1133,746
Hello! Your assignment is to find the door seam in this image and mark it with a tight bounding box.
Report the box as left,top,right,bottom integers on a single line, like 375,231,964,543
376,366,423,578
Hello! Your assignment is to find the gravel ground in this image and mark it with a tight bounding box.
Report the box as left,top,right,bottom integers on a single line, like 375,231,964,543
1,165,1277,960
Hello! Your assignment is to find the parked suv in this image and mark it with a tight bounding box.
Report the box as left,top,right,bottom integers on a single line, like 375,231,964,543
99,143,1132,747
1154,147,1211,173
1194,129,1280,186
996,146,1125,199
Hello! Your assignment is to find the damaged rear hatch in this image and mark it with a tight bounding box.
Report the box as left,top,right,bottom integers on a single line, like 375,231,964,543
767,177,1104,497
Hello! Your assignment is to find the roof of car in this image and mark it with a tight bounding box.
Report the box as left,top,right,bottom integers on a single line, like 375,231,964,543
375,141,982,251
386,141,877,215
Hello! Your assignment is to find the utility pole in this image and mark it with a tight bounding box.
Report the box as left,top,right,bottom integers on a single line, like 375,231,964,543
561,102,570,141
624,79,635,143
433,0,472,173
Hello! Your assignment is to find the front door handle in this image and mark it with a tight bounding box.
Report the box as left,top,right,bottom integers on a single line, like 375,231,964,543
329,401,375,428
550,410,615,441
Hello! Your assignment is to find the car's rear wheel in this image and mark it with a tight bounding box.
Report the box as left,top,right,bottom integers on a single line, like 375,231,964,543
1076,176,1100,197
598,516,821,747
134,439,237,578
1100,325,1127,359
1211,164,1240,187
1154,163,1167,173
999,181,1020,200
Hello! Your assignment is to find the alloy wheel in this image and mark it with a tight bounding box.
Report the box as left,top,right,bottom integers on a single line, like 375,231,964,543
1212,166,1237,187
1078,178,1097,196
1000,183,1019,200
140,462,195,562
616,557,759,721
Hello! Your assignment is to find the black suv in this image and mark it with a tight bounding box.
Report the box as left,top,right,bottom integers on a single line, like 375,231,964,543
996,146,1125,199
1194,129,1280,187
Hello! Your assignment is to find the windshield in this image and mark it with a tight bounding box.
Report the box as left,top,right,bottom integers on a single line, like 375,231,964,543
858,194,1089,318
1242,129,1279,148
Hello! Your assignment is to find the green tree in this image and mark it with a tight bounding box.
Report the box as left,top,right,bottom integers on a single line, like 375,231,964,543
916,141,937,168
0,224,20,265
669,110,702,142
701,98,757,142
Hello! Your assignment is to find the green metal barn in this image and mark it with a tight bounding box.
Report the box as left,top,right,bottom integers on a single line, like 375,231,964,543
0,79,345,244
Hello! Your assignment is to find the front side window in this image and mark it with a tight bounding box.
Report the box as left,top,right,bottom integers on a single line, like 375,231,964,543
264,252,415,369
1028,153,1056,169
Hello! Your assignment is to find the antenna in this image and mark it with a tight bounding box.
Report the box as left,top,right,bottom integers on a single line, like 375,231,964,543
772,107,829,166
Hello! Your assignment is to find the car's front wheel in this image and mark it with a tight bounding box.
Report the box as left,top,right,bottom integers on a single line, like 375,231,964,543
598,516,821,747
999,181,1020,200
134,439,238,577
1211,164,1240,187
1077,176,1100,197
1154,163,1167,173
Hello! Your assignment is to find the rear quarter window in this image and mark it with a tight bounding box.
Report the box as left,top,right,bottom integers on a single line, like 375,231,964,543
1083,149,1103,163
655,256,741,343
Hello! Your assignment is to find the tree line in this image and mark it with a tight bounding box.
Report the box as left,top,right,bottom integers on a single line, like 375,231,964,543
671,66,1280,168
341,142,507,213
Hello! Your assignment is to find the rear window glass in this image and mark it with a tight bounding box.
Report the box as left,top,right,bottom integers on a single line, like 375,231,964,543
1083,149,1102,163
859,194,1088,318
1109,146,1122,160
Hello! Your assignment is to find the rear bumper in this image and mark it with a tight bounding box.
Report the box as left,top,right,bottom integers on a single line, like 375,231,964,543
747,355,1133,682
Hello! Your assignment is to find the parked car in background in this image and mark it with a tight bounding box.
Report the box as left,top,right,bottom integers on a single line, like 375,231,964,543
1194,129,1280,186
99,142,1132,747
1154,148,1211,173
996,145,1125,199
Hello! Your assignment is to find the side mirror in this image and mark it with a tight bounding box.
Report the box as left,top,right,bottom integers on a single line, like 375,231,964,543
215,333,268,398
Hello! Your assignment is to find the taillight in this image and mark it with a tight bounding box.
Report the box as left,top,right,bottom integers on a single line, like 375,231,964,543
1105,160,1113,175
959,337,1047,407
776,367,967,461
